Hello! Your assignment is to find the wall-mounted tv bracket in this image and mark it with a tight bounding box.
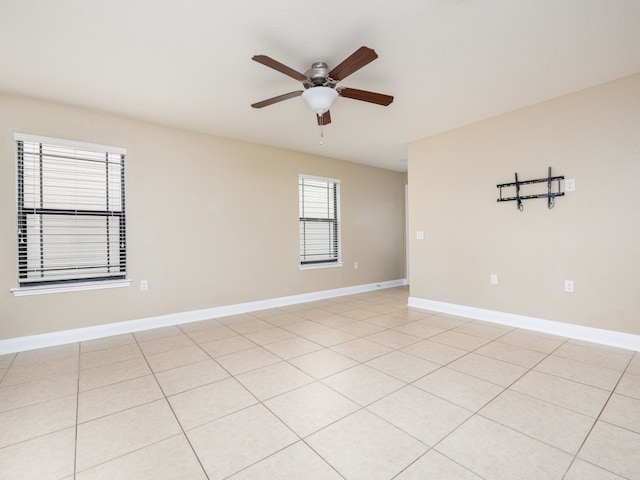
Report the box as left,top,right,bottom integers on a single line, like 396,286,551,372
497,167,564,212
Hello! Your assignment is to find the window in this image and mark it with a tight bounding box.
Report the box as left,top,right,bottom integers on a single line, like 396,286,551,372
15,133,127,290
299,174,341,267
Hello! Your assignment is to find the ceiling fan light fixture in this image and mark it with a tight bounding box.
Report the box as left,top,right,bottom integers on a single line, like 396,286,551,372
301,86,338,115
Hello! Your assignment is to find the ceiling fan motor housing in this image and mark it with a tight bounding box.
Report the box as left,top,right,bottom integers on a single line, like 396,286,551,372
304,62,336,89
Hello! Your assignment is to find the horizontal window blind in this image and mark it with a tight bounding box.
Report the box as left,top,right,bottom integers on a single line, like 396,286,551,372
16,134,127,287
299,175,340,265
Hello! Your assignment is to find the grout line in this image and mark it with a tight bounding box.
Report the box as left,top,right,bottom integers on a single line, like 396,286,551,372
561,352,636,479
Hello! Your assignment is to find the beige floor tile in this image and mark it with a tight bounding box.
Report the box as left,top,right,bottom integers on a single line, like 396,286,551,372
185,325,237,344
389,308,432,322
216,346,281,375
0,394,76,448
535,355,623,390
0,372,77,412
336,320,386,337
364,314,412,328
177,317,222,332
297,307,334,320
511,370,610,418
78,375,163,423
282,320,329,336
0,353,15,368
616,371,640,399
436,416,573,480
132,325,183,342
76,434,207,480
227,318,274,335
227,441,343,480
413,367,504,411
243,327,296,345
79,356,151,391
1,355,79,386
288,349,358,379
342,308,379,320
187,404,298,480
236,361,313,400
553,342,633,371
168,377,257,430
401,339,467,365
393,320,446,339
429,330,491,351
306,409,427,480
395,450,483,480
138,334,195,357
312,313,355,327
448,353,527,387
13,343,79,365
145,345,209,372
154,359,229,396
262,337,323,360
453,322,512,340
600,393,640,433
365,330,422,349
628,354,640,375
368,385,472,446
330,338,393,362
263,312,306,327
365,351,440,382
264,381,359,437
475,341,548,368
199,335,256,358
322,364,404,406
76,399,181,472
80,334,136,353
479,390,594,454
563,459,627,480
420,314,469,330
497,330,566,354
79,343,143,370
578,421,640,479
0,427,75,480
301,328,357,347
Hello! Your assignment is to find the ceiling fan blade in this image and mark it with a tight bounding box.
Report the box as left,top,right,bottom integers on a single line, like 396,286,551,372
317,111,331,126
339,87,394,106
328,46,378,81
251,90,303,109
252,55,307,82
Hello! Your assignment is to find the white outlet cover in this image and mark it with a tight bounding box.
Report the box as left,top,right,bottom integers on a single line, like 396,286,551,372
416,231,425,240
565,179,575,192
490,274,498,285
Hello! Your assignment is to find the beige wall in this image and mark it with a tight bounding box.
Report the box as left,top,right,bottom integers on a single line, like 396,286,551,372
0,93,406,340
408,74,640,335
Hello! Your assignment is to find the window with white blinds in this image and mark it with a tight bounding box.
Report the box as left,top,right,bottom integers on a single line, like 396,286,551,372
15,134,127,288
299,175,341,266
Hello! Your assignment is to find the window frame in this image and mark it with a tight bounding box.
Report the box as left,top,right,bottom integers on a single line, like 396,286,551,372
298,174,343,269
12,133,130,296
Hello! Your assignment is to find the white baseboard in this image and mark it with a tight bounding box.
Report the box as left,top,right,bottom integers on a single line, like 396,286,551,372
408,296,640,352
0,279,407,354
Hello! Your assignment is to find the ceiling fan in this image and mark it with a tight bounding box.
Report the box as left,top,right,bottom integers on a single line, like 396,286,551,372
251,46,394,126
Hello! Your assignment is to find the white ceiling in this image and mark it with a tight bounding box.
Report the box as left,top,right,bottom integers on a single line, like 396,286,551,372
1,0,639,172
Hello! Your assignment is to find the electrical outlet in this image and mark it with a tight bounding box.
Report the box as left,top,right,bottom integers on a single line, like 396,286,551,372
416,231,425,240
354,262,359,269
565,179,575,192
140,280,148,291
564,280,574,293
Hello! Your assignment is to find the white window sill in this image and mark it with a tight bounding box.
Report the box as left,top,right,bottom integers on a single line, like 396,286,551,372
11,279,131,297
299,262,344,271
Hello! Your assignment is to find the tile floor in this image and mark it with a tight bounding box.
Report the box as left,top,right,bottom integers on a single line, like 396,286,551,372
1,287,639,479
